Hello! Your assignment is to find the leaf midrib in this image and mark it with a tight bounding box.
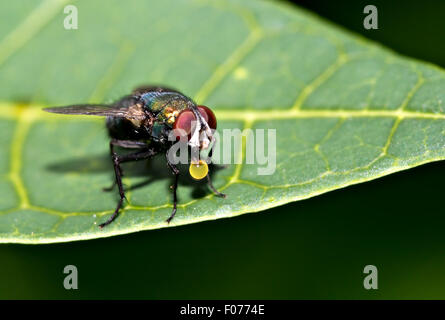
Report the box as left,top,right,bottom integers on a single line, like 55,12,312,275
2,103,445,121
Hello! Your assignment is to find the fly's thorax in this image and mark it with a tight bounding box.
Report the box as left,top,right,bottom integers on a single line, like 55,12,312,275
141,91,191,124
148,100,191,141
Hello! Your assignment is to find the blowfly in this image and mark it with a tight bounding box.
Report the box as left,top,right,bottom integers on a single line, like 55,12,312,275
44,86,225,228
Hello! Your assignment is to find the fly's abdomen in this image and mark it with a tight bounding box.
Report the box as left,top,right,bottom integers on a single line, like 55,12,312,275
106,116,151,141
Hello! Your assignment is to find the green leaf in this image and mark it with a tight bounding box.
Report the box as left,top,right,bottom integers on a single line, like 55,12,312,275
1,0,445,243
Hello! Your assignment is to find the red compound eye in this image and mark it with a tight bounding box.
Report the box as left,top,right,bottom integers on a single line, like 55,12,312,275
173,110,196,137
173,106,217,140
197,105,217,129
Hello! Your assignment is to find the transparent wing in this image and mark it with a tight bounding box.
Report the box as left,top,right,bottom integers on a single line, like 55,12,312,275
43,103,144,120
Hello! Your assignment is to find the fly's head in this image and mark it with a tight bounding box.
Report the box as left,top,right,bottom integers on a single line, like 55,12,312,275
173,104,217,180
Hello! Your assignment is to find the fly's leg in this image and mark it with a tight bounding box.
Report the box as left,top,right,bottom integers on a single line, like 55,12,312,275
102,142,121,192
205,147,226,198
103,139,147,192
99,149,125,228
165,152,180,223
166,174,179,224
206,174,226,198
99,146,157,228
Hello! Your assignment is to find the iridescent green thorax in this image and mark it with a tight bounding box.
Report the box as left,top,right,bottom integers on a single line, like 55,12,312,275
137,90,195,142
140,91,192,127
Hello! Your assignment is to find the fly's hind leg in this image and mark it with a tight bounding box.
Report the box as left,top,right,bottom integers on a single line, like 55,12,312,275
99,143,157,228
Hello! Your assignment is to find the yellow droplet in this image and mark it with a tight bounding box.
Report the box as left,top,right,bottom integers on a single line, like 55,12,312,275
189,160,208,180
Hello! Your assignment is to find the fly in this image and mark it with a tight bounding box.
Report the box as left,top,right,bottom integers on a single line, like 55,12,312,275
43,86,225,228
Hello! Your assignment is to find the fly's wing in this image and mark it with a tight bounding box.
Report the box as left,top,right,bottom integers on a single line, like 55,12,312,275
44,104,127,117
43,98,146,121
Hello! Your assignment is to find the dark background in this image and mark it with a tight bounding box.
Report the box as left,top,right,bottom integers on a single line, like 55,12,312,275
1,0,445,299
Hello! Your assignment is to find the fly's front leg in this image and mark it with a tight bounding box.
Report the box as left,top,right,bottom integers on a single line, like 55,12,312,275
99,146,157,228
165,152,180,223
205,147,226,198
206,174,226,198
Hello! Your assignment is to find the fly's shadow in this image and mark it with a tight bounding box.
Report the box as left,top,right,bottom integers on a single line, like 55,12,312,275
46,151,225,199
